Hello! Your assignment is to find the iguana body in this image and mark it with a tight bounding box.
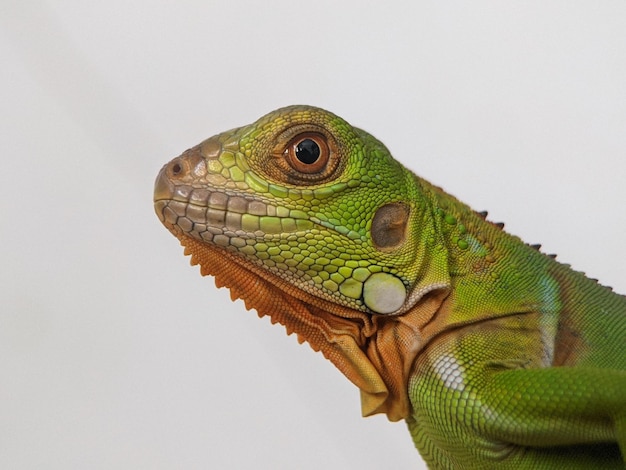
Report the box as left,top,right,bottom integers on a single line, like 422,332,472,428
154,106,626,469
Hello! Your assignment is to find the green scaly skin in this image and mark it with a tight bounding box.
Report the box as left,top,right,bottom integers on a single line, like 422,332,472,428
154,106,626,469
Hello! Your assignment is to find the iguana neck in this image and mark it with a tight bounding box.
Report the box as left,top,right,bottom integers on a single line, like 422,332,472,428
420,177,560,327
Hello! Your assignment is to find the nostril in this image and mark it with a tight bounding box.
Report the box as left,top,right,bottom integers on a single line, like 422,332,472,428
171,162,183,175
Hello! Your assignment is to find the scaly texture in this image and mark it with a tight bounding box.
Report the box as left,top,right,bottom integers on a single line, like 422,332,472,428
154,106,626,469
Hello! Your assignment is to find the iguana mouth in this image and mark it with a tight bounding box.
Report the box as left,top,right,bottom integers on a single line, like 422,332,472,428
154,156,319,245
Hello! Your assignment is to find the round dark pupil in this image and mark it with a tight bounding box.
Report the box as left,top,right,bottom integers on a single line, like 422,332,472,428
295,139,320,164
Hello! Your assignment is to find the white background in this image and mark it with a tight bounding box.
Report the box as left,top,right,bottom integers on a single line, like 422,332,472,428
1,2,625,469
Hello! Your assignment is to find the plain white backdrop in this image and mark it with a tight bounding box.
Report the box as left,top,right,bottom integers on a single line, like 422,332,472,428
1,2,625,469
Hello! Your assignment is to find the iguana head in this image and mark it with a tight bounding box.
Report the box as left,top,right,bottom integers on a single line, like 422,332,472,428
154,106,450,420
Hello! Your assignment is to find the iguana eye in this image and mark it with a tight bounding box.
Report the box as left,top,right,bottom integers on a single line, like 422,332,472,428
286,133,329,174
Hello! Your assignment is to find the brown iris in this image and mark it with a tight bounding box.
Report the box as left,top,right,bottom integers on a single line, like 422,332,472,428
284,133,330,174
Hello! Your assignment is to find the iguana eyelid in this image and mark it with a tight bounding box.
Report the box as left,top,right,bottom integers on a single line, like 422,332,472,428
283,132,330,174
270,124,343,183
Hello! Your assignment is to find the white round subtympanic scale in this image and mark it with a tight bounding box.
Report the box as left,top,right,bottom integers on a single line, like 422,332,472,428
362,272,407,314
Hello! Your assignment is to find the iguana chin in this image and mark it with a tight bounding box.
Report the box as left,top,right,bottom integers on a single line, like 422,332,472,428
154,105,626,469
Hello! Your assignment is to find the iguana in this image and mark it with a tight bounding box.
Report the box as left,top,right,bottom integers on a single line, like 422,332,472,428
153,105,626,469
